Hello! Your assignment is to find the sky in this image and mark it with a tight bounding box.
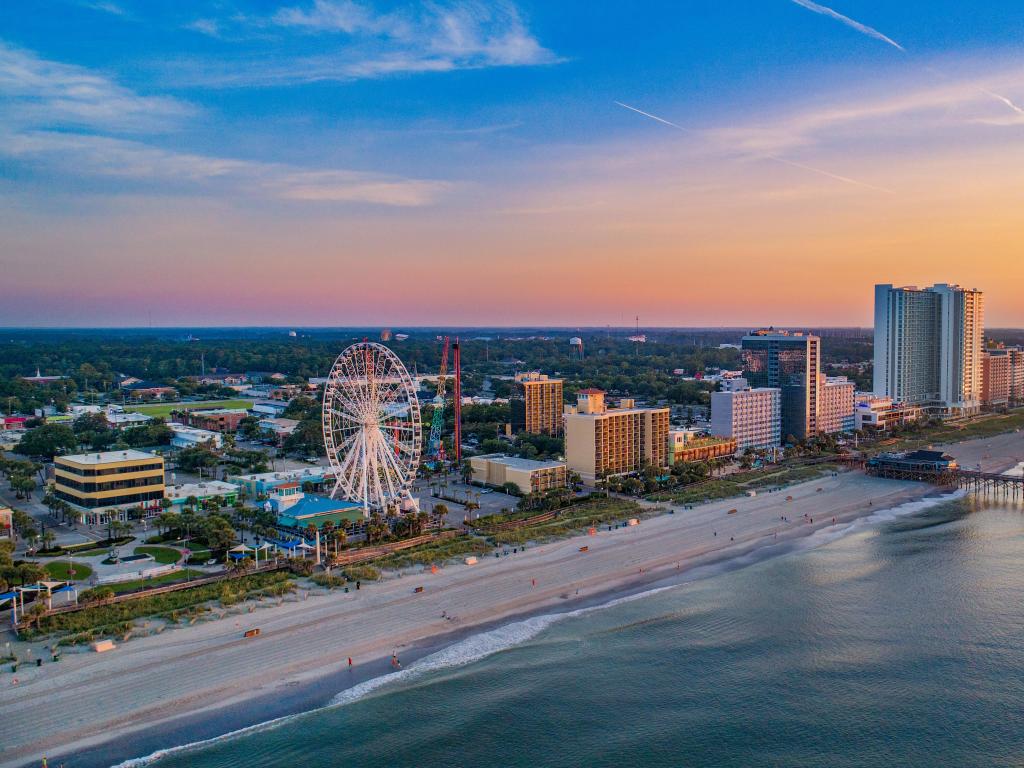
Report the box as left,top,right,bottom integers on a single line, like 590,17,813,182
2,0,1023,328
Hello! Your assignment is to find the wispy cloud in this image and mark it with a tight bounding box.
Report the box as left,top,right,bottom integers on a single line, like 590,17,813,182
179,0,560,86
3,130,451,206
0,42,451,207
78,0,128,16
615,101,894,194
789,0,904,51
0,39,192,132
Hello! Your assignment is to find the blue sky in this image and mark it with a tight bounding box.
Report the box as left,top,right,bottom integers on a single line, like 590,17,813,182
2,1,1023,326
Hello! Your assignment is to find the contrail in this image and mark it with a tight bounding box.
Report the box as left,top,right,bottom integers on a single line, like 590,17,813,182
789,0,904,51
981,89,1024,116
615,100,894,194
789,2,1023,122
614,101,694,133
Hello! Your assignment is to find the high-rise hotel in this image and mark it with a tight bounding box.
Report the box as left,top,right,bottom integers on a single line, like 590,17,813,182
741,329,821,442
873,283,984,417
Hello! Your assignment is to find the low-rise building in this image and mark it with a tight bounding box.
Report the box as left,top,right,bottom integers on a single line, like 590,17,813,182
854,394,924,432
184,408,250,433
710,387,781,452
53,450,165,519
168,423,223,449
164,480,239,509
259,417,299,443
105,410,153,428
667,430,737,464
272,490,365,530
470,454,568,494
251,400,289,418
564,390,670,484
232,467,333,497
121,380,178,400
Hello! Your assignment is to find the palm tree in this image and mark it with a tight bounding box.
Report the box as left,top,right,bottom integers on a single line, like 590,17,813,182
40,529,56,551
18,562,46,586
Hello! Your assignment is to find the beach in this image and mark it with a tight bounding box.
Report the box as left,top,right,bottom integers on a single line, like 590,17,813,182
2,431,1021,768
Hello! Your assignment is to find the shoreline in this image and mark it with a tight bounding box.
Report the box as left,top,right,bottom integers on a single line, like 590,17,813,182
1,431,1020,768
0,478,943,768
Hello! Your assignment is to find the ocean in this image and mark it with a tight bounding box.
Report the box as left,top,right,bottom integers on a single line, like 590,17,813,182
117,492,1024,768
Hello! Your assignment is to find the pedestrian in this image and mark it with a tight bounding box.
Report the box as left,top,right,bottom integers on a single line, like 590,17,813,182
348,656,353,668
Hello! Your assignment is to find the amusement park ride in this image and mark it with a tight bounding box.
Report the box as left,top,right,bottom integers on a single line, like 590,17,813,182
321,337,461,515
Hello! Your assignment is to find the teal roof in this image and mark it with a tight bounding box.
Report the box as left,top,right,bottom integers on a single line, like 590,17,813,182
277,494,363,529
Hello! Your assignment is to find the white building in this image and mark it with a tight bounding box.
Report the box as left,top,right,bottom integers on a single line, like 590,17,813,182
168,423,222,449
710,387,781,451
873,283,984,417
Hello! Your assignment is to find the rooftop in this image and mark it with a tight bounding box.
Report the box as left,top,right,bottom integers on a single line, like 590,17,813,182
58,449,160,465
165,480,238,500
474,453,566,471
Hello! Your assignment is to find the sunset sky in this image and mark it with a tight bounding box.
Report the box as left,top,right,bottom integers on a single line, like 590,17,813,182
2,1,1023,327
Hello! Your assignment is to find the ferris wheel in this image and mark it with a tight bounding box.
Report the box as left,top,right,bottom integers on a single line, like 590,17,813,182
322,342,422,513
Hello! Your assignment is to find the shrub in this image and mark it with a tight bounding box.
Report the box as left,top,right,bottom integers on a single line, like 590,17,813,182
311,572,346,588
342,565,381,582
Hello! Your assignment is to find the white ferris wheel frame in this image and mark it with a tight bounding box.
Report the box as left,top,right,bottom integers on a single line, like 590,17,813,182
321,342,422,514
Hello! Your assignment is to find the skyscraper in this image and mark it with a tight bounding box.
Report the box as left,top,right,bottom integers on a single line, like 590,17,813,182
873,283,984,416
741,329,821,442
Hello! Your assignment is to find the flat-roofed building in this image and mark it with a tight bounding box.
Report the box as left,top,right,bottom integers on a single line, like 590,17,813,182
184,408,250,433
982,350,1011,409
564,390,670,484
667,430,737,464
470,453,568,494
741,329,821,441
164,480,239,509
53,450,165,515
819,376,856,434
511,372,564,435
873,283,984,417
169,423,222,449
854,393,924,431
710,387,781,451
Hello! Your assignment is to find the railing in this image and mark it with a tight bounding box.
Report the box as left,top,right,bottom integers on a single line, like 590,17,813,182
330,531,455,567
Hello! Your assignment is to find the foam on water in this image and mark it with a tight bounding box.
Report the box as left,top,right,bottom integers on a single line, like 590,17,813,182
110,489,964,767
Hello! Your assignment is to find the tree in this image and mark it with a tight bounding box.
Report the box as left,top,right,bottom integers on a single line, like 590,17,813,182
16,423,77,459
17,562,46,586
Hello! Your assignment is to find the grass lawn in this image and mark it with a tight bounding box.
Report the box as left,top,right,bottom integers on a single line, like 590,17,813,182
124,399,254,418
134,546,182,564
108,568,206,594
43,560,94,581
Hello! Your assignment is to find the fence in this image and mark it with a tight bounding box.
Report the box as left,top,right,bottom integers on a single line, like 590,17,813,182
330,531,456,567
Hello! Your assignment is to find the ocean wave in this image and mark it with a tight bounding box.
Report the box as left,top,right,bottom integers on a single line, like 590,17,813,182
111,489,962,767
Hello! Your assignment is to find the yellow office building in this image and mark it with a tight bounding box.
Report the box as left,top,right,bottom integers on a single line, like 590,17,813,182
564,390,670,484
54,450,165,514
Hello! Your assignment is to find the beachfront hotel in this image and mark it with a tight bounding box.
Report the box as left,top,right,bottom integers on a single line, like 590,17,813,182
873,283,984,417
741,329,821,441
511,372,564,435
564,390,670,484
818,376,856,434
53,449,166,523
710,387,781,452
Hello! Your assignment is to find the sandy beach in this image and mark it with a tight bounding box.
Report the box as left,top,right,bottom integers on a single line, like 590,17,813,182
2,431,1021,768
